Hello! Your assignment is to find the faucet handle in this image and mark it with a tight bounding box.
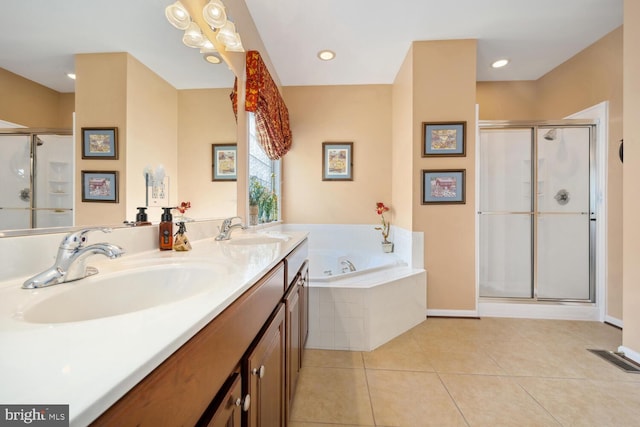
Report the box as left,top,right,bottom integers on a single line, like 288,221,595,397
60,227,113,250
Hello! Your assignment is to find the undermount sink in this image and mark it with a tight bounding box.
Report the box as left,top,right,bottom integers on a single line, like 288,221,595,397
21,264,225,324
226,234,289,246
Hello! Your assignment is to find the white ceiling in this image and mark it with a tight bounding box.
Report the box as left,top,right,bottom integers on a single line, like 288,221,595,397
0,0,623,93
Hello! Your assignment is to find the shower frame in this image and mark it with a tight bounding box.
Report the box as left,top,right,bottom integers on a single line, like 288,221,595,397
478,119,597,304
0,128,74,229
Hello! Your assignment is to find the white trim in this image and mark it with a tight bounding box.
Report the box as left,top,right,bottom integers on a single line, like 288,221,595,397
427,309,479,318
605,315,623,328
565,101,609,323
479,302,599,320
474,104,480,315
618,346,640,365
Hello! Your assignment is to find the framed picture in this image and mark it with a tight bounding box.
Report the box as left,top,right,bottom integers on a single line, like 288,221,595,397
81,171,119,203
422,169,466,204
322,142,353,181
422,121,466,157
82,127,118,159
212,144,237,181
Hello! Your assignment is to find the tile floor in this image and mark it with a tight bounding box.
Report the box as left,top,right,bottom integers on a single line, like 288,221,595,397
289,317,640,427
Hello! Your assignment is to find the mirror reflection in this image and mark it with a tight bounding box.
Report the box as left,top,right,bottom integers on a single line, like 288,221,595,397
0,1,238,236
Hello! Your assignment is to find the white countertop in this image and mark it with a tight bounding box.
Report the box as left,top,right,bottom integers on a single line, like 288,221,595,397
0,230,307,426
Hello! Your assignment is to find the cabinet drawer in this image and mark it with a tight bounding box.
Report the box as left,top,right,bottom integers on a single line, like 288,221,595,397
286,238,308,289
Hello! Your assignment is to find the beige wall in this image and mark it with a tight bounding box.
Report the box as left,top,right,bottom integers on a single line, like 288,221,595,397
411,40,478,311
75,53,128,225
476,81,537,120
126,55,179,222
623,1,640,352
281,85,392,224
391,45,415,231
477,27,623,320
0,67,74,128
75,53,179,225
178,89,237,219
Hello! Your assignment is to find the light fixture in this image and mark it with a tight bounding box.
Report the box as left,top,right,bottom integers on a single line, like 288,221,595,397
215,21,237,47
203,0,227,28
66,73,76,80
225,33,244,52
165,1,191,30
200,39,215,51
317,50,335,61
183,21,206,48
491,58,509,68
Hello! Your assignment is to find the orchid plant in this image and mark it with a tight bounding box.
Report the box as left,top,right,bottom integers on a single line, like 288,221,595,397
375,202,391,243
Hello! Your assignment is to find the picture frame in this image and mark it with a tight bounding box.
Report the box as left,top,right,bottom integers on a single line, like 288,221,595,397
212,144,237,181
421,169,466,204
322,142,353,181
422,121,466,157
81,171,119,203
81,127,118,159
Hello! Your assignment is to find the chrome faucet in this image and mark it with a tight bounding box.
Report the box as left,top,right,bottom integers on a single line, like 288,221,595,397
340,259,356,273
22,227,125,289
215,216,248,241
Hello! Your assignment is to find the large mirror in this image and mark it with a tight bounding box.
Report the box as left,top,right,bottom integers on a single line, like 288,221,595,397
0,0,238,236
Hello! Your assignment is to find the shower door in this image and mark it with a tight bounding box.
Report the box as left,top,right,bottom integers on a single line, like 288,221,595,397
479,123,595,302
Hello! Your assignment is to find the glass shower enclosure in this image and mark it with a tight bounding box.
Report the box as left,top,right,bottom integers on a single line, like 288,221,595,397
0,129,74,231
478,121,596,302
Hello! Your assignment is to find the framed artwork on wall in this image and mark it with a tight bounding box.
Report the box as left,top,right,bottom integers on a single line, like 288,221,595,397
422,121,466,157
81,170,119,203
212,144,237,181
81,127,118,159
421,169,466,204
322,142,353,181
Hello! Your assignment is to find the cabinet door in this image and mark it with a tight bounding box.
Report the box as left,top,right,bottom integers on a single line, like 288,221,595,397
199,373,245,427
285,279,301,415
245,304,286,427
300,262,309,352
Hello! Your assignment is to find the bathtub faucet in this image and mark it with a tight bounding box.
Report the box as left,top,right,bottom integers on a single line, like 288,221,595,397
340,259,356,273
215,216,248,241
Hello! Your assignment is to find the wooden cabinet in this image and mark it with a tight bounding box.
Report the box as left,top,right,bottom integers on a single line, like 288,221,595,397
285,260,309,420
198,372,244,427
90,238,309,427
244,304,286,427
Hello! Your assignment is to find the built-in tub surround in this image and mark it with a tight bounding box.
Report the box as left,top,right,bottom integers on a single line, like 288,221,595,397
0,222,307,426
273,224,427,351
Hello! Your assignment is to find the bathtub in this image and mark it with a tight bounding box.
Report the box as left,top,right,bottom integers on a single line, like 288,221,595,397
308,249,406,283
273,224,427,352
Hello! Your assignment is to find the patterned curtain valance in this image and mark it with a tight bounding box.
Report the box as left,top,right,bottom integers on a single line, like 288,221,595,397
244,50,292,160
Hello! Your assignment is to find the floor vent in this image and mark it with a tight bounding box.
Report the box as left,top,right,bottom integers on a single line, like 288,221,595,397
587,349,640,373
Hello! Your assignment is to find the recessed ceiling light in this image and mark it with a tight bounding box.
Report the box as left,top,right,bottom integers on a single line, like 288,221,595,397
203,52,222,64
66,73,76,80
491,59,509,68
318,50,335,61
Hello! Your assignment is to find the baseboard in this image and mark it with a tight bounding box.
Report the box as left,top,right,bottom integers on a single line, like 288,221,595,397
426,309,479,318
478,302,599,321
618,346,640,365
605,315,623,329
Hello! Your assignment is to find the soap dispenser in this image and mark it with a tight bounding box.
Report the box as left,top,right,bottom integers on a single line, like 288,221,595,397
135,207,151,226
159,207,174,250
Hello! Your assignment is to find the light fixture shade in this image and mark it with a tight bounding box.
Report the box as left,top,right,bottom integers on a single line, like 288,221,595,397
216,21,237,47
165,1,191,30
225,33,244,52
183,21,206,48
200,39,216,52
203,0,227,28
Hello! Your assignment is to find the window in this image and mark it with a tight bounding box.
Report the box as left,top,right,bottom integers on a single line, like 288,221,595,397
248,112,280,224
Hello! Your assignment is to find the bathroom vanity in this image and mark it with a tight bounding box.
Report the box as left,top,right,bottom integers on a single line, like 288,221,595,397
0,226,308,427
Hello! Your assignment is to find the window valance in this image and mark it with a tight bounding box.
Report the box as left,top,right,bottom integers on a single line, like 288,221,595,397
231,50,292,160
